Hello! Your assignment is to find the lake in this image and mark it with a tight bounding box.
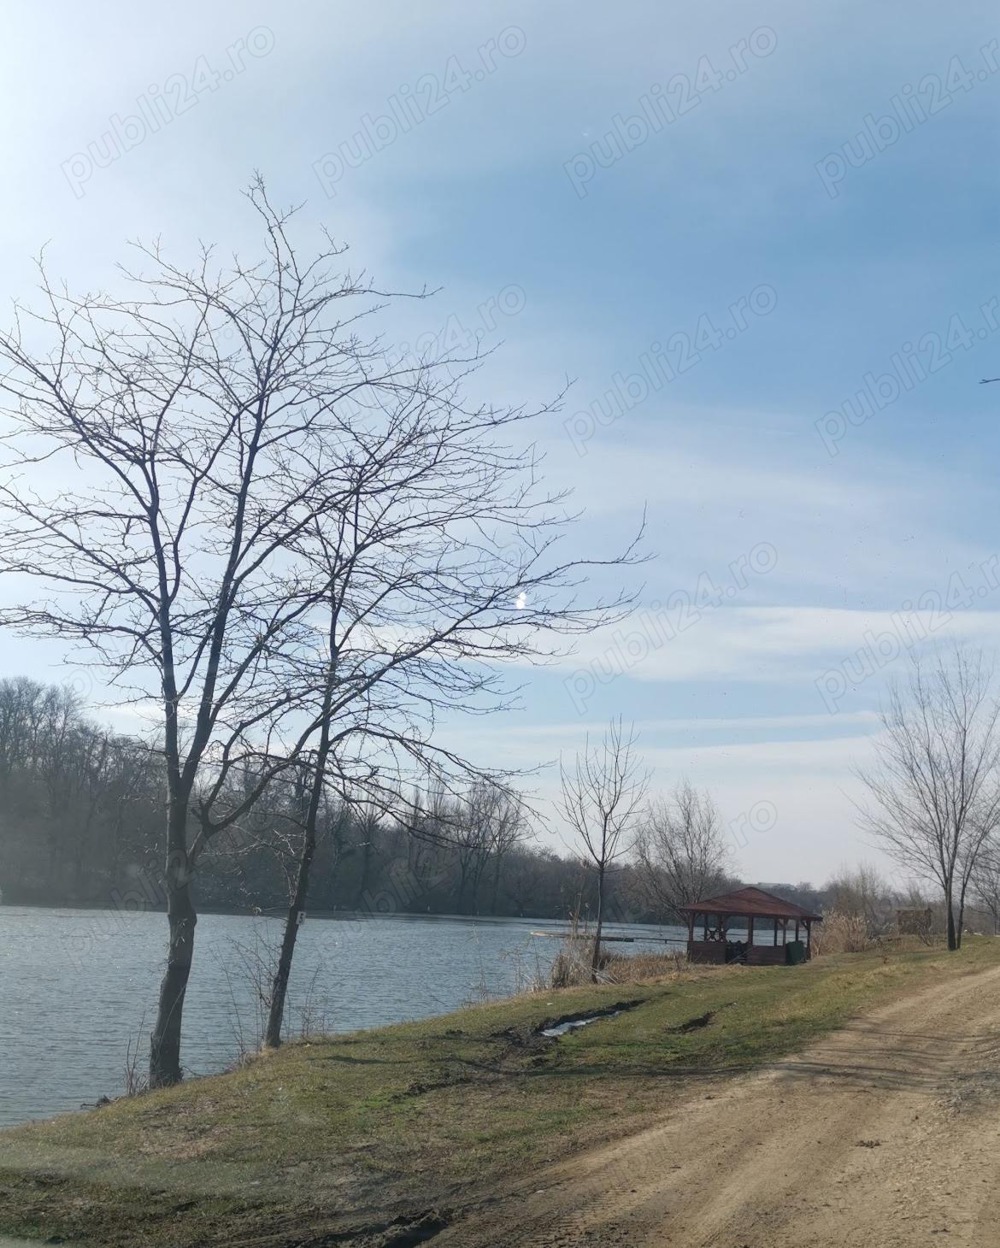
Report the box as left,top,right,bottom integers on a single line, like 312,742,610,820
0,905,684,1129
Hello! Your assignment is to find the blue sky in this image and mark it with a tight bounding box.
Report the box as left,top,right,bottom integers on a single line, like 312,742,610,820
1,0,999,882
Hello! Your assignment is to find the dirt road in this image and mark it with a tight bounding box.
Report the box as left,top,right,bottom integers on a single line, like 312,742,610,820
440,964,1000,1247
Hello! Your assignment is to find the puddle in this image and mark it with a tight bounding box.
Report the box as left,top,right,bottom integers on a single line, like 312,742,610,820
540,1009,623,1038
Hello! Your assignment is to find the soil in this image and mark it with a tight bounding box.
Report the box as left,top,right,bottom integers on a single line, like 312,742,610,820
437,964,1000,1247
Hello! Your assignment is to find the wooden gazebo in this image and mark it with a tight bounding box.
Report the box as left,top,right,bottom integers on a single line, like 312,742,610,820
680,886,823,966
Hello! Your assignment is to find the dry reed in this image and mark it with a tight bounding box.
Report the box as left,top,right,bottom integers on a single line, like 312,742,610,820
811,910,872,955
547,941,690,987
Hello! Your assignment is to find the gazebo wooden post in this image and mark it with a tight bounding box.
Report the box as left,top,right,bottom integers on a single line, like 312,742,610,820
747,915,754,949
773,918,778,946
795,919,800,943
805,919,812,958
703,913,709,941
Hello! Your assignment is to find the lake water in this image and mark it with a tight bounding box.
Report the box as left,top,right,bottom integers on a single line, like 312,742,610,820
0,906,684,1129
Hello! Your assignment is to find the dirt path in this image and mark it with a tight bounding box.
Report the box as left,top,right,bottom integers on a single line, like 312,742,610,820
440,965,1000,1248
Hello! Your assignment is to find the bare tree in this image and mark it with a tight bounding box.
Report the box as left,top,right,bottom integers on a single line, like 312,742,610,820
484,786,529,914
823,863,894,937
444,782,528,915
634,780,730,921
856,649,1000,950
0,180,641,1080
441,786,493,916
559,718,649,977
971,845,1000,934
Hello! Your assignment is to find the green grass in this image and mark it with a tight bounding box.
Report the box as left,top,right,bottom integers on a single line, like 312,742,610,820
2,938,999,1246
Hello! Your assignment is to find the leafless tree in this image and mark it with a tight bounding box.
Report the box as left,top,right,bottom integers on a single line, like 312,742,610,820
437,782,527,915
633,780,730,921
856,649,1000,950
971,845,1000,934
823,863,894,937
559,718,649,977
483,786,530,914
446,785,496,915
0,180,641,1081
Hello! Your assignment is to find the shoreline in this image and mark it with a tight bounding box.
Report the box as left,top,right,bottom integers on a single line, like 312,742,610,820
0,909,684,1135
0,897,684,931
0,938,995,1246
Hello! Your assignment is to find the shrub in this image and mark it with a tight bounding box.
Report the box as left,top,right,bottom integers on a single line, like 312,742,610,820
548,939,600,987
811,910,872,955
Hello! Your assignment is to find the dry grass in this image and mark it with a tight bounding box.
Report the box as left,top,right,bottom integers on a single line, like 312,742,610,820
548,941,690,987
601,950,691,982
548,941,595,987
122,1015,149,1098
812,910,873,955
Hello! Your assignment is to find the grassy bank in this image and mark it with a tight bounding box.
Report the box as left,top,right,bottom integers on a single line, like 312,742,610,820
2,938,999,1246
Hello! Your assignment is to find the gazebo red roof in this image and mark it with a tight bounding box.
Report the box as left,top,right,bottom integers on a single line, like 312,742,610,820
679,886,822,922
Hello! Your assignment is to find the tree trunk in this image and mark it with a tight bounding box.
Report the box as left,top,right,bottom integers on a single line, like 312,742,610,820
946,887,958,951
149,809,196,1086
491,855,503,915
265,751,330,1048
356,834,373,908
591,864,605,981
956,889,967,950
456,860,468,915
263,821,316,1048
470,855,488,916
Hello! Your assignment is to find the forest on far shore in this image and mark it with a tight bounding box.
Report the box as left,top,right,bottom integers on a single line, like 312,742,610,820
0,675,978,937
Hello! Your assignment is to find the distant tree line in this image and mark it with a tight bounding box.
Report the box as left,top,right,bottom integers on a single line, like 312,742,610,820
0,677,725,925
0,676,636,922
9,676,985,943
0,678,163,904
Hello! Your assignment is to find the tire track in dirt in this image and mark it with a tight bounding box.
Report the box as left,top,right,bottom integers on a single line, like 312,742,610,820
439,964,1000,1247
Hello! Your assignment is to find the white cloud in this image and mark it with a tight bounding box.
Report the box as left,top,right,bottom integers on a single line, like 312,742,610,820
549,606,1000,693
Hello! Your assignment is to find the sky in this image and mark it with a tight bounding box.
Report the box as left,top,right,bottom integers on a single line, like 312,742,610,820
1,0,999,885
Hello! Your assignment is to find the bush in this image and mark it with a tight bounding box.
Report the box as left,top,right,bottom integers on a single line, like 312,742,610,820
548,940,599,987
811,910,872,955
